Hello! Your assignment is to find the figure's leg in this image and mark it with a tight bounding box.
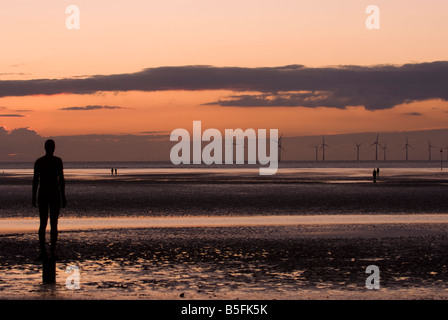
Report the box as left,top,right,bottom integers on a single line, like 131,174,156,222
38,200,49,257
49,203,60,257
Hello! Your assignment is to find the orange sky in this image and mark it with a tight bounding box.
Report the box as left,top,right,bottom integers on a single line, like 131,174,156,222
2,91,448,138
1,0,448,138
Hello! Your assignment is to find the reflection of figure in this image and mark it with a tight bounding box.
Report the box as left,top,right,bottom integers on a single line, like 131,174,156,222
373,169,377,183
32,140,67,260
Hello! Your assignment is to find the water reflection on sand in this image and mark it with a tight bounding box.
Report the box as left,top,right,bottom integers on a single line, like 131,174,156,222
2,224,448,300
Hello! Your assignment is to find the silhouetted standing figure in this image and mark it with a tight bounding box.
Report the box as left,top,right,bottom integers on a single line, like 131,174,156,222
32,139,67,262
115,168,117,175
377,167,380,177
373,169,377,183
111,168,114,175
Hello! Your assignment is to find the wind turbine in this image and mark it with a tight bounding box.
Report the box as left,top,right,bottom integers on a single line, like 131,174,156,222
320,136,330,161
312,144,319,161
370,133,380,161
380,141,387,161
403,137,412,161
277,134,286,162
354,142,362,161
428,139,436,161
230,140,247,163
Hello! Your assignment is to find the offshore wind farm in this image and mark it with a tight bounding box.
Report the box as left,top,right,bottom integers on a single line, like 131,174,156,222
280,129,448,162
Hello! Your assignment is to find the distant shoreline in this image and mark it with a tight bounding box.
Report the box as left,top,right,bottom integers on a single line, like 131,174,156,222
1,159,448,170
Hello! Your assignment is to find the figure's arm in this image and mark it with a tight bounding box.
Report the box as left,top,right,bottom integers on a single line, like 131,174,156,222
59,159,67,208
32,161,39,207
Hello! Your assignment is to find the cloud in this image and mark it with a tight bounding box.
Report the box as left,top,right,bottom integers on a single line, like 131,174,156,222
0,62,447,110
59,105,122,111
0,127,172,161
404,112,424,116
0,114,25,117
0,73,30,76
2,126,448,162
0,106,33,112
139,131,169,134
8,127,40,137
202,91,340,108
0,127,42,161
9,63,26,68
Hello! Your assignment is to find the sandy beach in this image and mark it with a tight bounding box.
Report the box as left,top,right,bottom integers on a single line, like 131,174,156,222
1,167,448,218
1,167,448,300
1,223,448,300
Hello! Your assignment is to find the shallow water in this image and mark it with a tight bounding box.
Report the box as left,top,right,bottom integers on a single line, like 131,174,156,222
1,166,448,218
1,166,447,179
2,225,448,300
2,214,448,234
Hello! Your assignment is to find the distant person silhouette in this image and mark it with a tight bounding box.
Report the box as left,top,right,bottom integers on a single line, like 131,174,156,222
111,168,114,175
115,168,117,175
372,169,377,183
377,167,380,176
32,139,67,260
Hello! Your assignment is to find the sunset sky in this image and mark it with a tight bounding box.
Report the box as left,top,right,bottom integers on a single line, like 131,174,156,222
1,0,448,161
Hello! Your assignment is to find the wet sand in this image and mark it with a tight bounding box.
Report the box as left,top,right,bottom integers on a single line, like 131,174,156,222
2,214,448,234
1,168,448,300
1,223,448,300
1,168,448,218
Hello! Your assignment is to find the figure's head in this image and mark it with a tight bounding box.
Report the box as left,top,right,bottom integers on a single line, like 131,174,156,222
44,139,55,155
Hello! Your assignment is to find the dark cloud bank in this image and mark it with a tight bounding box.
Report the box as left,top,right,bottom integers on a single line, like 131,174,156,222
0,62,447,110
0,127,171,162
1,127,448,162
